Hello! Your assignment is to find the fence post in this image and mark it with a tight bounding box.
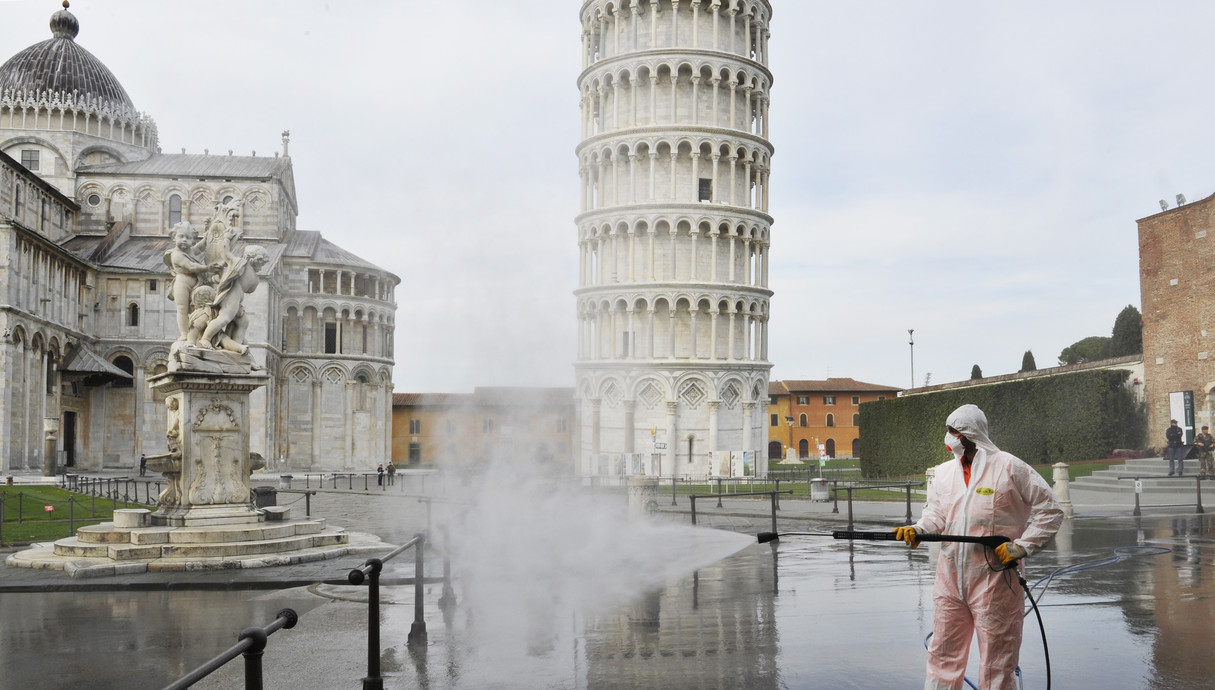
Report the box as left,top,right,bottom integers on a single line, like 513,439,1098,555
18,491,23,523
846,486,855,531
306,492,312,517
350,557,385,690
240,625,268,690
905,482,913,524
671,476,678,506
1198,476,1205,514
69,497,75,536
690,495,698,526
770,491,777,535
716,478,723,508
408,532,428,648
1133,477,1141,517
774,479,781,510
831,480,839,514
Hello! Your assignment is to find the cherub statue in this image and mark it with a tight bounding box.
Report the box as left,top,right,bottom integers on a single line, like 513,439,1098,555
186,284,245,354
199,199,243,281
164,222,223,341
199,245,269,350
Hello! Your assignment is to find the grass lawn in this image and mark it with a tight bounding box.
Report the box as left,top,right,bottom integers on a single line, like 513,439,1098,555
0,485,154,546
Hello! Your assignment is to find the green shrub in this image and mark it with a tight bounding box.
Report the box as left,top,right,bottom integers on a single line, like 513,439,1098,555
859,369,1146,476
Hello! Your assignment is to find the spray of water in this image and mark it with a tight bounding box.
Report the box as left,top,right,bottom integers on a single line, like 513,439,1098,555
438,456,753,670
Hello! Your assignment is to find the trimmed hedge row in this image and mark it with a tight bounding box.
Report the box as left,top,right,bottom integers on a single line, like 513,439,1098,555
858,369,1146,476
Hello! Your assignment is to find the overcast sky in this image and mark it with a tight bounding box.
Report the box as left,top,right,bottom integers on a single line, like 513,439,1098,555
3,1,1210,393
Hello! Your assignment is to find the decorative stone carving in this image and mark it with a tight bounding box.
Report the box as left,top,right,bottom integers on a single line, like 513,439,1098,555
166,201,268,374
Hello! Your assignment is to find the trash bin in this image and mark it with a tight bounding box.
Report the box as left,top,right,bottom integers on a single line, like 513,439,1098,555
253,486,277,508
279,474,292,490
810,478,829,502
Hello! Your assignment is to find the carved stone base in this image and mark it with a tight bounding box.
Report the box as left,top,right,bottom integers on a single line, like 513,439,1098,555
151,502,263,528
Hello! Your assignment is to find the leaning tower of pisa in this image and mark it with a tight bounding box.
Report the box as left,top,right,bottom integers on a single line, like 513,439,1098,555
574,0,774,480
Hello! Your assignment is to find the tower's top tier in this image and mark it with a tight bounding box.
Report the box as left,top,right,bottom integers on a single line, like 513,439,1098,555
580,0,773,70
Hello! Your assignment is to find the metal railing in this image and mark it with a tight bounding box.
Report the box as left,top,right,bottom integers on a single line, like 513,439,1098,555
163,609,298,690
828,480,924,530
688,490,792,534
1118,475,1208,516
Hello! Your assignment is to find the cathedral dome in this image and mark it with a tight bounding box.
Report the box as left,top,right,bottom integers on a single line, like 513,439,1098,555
0,2,136,112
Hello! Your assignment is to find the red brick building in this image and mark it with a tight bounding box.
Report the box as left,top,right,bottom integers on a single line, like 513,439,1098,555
766,378,901,459
1139,192,1215,445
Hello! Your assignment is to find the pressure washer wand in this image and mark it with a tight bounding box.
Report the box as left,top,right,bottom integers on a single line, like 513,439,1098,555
757,530,1011,549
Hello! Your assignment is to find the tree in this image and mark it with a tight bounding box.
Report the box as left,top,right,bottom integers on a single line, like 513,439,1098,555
1020,350,1037,372
970,364,983,379
1058,336,1111,365
1109,305,1142,357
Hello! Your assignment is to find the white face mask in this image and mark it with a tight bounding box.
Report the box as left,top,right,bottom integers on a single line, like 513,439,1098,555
944,433,966,458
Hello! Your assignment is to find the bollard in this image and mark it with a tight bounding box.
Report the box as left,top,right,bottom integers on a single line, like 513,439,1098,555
1052,463,1074,518
305,491,312,517
769,491,778,535
774,478,781,510
716,478,723,508
690,494,698,526
1133,476,1141,517
831,480,839,514
672,476,678,506
1198,476,1205,514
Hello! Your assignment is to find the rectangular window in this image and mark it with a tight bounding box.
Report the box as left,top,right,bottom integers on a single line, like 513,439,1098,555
14,184,22,220
147,279,158,291
823,395,836,405
409,419,421,434
483,419,494,433
20,150,39,171
770,414,778,426
698,178,713,202
324,322,338,354
556,418,567,433
40,199,48,231
878,396,886,401
620,332,631,358
852,396,860,405
796,395,808,405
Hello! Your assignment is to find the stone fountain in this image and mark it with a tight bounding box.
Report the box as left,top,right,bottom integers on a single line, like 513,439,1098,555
7,203,381,576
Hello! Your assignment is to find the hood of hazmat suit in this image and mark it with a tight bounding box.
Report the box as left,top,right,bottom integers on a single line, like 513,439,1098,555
914,404,1064,690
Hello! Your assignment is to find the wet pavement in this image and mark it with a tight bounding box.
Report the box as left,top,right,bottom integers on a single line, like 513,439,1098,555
3,472,1215,689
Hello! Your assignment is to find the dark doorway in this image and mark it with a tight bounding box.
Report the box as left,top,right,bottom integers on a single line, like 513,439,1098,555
408,442,421,465
767,440,782,459
63,411,76,467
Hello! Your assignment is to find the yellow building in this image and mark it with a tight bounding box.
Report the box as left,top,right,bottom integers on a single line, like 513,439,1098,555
766,379,901,459
392,387,575,467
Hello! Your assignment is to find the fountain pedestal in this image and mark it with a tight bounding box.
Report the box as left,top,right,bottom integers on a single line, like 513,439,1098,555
148,370,270,527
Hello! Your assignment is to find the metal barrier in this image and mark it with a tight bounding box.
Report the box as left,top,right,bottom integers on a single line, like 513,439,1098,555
1118,475,1207,516
162,609,298,690
688,490,792,534
829,481,924,530
348,532,430,690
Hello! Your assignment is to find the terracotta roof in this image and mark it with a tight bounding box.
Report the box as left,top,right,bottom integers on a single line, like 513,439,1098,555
768,380,789,395
776,378,902,393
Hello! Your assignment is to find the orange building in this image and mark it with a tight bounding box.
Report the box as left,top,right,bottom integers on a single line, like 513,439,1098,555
766,378,901,459
392,387,575,467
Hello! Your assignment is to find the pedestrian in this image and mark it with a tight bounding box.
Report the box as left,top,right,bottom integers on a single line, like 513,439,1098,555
894,404,1063,689
139,453,147,476
1195,425,1215,479
376,463,384,486
386,461,396,486
1165,419,1185,476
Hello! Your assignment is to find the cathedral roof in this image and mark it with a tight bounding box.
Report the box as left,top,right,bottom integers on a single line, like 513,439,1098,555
77,153,292,179
283,230,397,278
0,3,137,113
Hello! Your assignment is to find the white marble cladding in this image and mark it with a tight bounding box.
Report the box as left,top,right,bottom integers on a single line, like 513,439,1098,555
574,0,774,479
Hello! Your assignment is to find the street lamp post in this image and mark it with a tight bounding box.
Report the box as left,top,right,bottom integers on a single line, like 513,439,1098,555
785,416,794,461
908,329,915,389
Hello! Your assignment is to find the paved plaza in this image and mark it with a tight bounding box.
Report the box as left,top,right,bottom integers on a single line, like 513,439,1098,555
3,470,1215,688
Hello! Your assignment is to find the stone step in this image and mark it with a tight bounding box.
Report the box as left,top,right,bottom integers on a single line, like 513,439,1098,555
158,531,348,559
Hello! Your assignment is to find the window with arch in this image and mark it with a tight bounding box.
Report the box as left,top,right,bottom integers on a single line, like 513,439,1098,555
852,438,860,457
14,183,22,219
825,439,836,458
826,413,835,427
168,194,182,225
798,439,809,458
799,413,807,427
111,355,134,388
128,303,140,327
853,413,859,426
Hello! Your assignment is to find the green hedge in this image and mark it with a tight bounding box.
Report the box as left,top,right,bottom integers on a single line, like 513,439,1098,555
858,369,1146,476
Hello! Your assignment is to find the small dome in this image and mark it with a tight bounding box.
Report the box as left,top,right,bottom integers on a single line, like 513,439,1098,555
0,3,136,112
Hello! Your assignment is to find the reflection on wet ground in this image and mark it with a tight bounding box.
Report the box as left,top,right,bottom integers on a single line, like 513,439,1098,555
6,513,1215,688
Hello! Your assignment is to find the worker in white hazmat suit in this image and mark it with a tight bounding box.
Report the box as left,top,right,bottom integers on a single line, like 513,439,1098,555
894,404,1063,690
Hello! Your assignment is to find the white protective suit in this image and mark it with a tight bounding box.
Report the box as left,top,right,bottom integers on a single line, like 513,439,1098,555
913,404,1064,690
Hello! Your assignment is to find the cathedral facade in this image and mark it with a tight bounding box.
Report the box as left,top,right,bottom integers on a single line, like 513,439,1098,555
0,6,397,474
573,0,774,479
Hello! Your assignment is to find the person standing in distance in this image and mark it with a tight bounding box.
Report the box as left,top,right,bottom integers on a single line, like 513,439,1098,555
1165,419,1185,476
1194,425,1214,479
894,404,1063,690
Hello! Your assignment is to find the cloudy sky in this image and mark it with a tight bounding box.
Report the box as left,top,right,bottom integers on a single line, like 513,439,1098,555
3,1,1210,393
